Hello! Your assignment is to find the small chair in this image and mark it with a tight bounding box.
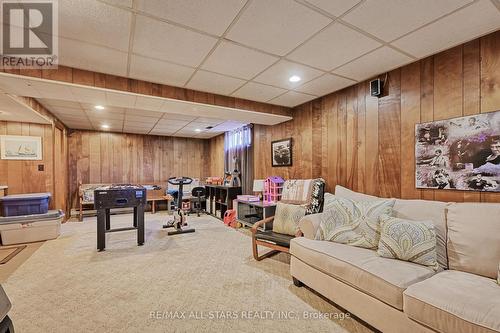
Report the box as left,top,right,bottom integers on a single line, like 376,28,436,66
251,217,295,261
250,178,326,261
189,187,206,217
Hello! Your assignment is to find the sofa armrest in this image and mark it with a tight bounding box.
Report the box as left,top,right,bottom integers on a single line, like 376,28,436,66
298,213,323,239
251,217,274,234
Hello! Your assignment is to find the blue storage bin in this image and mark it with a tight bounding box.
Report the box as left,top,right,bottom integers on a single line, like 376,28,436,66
0,193,51,217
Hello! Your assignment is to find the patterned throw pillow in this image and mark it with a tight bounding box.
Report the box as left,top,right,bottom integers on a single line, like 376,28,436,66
272,202,307,236
315,197,395,249
322,192,336,212
377,215,439,270
305,178,326,214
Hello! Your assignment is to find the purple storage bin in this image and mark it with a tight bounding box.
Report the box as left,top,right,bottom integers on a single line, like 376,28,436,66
0,193,51,217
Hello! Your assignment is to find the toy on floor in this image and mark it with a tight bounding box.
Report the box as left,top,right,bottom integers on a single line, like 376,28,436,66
163,177,195,235
223,209,236,226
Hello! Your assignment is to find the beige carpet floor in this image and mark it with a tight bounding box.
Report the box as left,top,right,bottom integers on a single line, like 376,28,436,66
3,213,374,333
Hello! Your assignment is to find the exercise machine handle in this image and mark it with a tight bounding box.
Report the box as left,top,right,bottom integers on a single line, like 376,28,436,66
168,176,193,185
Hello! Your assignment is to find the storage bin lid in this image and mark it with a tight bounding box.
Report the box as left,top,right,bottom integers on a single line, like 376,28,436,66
0,192,51,201
0,209,63,224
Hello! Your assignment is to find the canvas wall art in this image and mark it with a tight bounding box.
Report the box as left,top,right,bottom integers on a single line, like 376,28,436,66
415,111,500,192
0,135,43,160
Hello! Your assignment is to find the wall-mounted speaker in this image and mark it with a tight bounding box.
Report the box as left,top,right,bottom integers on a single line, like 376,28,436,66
370,79,382,97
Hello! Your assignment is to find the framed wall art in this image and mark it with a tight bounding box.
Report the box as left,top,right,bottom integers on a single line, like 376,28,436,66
0,135,43,160
415,111,500,192
271,138,292,167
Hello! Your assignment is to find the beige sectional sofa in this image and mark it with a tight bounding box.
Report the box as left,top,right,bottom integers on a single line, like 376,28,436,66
291,186,500,333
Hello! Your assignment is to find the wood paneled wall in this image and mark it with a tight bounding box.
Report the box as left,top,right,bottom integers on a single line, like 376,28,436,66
207,134,225,177
0,98,68,212
254,30,500,203
68,130,210,208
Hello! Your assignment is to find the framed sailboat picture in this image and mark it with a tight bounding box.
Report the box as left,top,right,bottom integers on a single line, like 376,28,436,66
0,135,42,160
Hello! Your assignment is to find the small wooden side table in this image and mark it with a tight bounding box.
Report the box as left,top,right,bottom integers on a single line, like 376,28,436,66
147,195,173,214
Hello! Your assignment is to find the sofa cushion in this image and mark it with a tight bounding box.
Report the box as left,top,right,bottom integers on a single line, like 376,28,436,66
334,185,448,269
272,202,306,236
378,215,439,270
290,237,436,310
447,202,500,279
392,199,448,270
404,270,500,333
315,197,395,249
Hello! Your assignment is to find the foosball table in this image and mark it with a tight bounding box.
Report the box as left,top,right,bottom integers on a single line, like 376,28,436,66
94,184,146,251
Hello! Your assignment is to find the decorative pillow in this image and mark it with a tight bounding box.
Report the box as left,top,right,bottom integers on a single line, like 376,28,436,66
315,197,395,249
377,215,439,270
322,193,336,212
305,178,325,214
272,202,307,236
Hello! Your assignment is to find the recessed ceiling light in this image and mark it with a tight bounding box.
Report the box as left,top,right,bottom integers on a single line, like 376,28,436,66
289,75,301,83
101,124,110,129
195,128,201,132
95,105,105,110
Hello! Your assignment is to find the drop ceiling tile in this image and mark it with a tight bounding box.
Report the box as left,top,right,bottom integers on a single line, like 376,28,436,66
59,0,131,51
124,115,159,123
193,117,224,125
128,55,195,87
186,70,246,95
254,60,324,89
89,118,123,126
134,96,164,111
150,129,175,136
58,114,90,122
392,0,500,58
183,122,211,129
86,111,124,121
304,0,362,17
333,47,412,81
91,121,123,130
50,106,84,116
126,109,164,118
287,22,381,71
106,91,137,108
295,74,356,96
153,124,183,132
226,0,331,56
72,87,106,105
133,15,218,67
342,0,473,42
82,104,125,114
269,91,316,107
160,113,196,121
232,82,286,103
156,119,190,126
58,38,129,77
201,41,279,80
38,98,80,108
123,124,154,130
136,0,246,36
